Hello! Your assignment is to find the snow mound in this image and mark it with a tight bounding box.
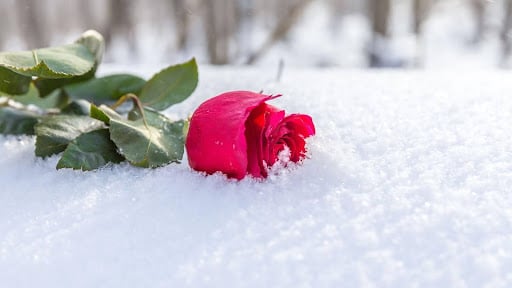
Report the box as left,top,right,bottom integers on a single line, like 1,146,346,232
1,67,512,287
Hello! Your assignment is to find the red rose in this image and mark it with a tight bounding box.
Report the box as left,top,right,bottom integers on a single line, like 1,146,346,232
185,90,315,179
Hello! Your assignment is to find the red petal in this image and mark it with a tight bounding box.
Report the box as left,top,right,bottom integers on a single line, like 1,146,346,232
281,114,316,138
268,114,316,165
245,103,285,178
186,91,280,180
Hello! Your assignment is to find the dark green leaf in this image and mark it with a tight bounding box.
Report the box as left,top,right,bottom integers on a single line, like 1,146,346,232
0,107,39,135
0,66,31,95
10,83,68,109
56,128,124,171
62,74,146,104
109,107,185,168
34,69,95,97
139,58,198,111
0,44,95,79
0,30,103,80
34,115,105,157
32,30,104,96
61,100,91,115
90,104,123,124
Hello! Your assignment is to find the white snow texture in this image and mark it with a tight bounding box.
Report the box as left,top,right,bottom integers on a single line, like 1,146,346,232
1,67,512,287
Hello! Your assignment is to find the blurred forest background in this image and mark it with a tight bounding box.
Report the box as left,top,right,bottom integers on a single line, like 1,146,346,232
1,0,512,68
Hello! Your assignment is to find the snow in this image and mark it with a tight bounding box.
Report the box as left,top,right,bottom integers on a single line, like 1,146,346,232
2,67,512,287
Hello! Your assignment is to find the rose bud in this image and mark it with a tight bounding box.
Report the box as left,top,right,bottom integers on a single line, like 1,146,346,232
185,90,315,180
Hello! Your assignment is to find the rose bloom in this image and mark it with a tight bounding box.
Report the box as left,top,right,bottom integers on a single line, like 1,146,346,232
186,91,315,180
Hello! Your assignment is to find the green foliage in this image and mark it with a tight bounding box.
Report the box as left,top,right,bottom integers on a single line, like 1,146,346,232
56,129,124,171
90,104,123,124
34,115,105,157
139,58,198,111
0,44,95,79
110,107,185,168
61,100,92,116
63,74,146,104
0,30,198,171
0,107,39,135
0,30,103,80
32,31,104,96
0,66,31,95
11,83,68,109
74,30,105,64
34,69,95,97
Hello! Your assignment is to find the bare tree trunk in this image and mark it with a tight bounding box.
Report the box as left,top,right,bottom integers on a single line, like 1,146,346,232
236,0,254,58
17,0,47,48
105,0,135,52
470,0,486,44
370,0,391,38
501,0,512,64
500,0,512,67
368,0,391,67
246,0,314,64
413,0,431,35
171,0,190,51
203,0,238,65
413,0,431,67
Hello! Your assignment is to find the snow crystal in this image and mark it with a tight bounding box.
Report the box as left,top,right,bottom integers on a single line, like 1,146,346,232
1,68,512,287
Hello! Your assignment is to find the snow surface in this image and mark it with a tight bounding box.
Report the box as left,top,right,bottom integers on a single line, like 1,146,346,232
2,67,512,287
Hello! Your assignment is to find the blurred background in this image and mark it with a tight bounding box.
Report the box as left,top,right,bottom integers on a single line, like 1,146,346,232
1,0,512,69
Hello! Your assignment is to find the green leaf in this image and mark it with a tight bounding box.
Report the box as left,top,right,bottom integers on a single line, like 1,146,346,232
109,107,185,168
56,129,124,171
61,100,91,115
34,69,95,97
62,74,146,104
0,43,95,79
90,104,123,124
139,58,198,111
0,66,31,95
34,115,105,157
74,30,105,65
32,30,105,96
0,107,39,135
10,83,68,109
